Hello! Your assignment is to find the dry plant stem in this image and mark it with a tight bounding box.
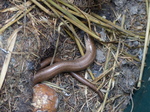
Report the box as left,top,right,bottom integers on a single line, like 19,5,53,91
93,67,113,83
43,0,87,30
68,9,143,38
65,29,84,55
0,1,32,12
46,0,88,28
68,10,112,29
111,44,140,62
51,35,60,65
50,22,61,65
41,0,93,54
129,93,134,112
146,0,149,16
79,94,97,112
0,5,35,34
28,15,41,49
32,0,139,46
11,51,39,57
104,45,112,70
32,0,143,41
104,34,114,70
73,5,92,30
56,0,79,13
65,25,85,55
113,98,126,111
5,11,23,24
137,5,150,87
40,0,103,42
40,0,92,45
91,13,144,39
30,0,55,17
0,28,21,89
106,95,122,103
23,0,28,36
59,11,102,41
42,81,69,92
97,39,121,112
86,68,95,80
97,35,113,97
121,14,125,28
97,77,106,90
56,10,103,42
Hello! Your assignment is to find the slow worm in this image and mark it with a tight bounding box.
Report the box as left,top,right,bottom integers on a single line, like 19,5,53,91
33,37,103,102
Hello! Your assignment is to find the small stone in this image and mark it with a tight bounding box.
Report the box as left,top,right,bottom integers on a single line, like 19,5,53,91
96,49,105,63
32,84,59,112
129,6,138,15
112,0,127,7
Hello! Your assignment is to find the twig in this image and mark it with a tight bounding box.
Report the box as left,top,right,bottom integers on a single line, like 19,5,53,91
97,39,121,112
50,21,61,65
93,67,113,83
137,3,150,87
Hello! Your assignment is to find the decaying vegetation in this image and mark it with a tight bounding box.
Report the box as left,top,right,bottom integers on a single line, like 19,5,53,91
0,0,149,112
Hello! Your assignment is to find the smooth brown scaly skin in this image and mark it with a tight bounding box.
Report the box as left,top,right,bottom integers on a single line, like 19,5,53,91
34,37,95,84
38,57,103,102
33,37,103,102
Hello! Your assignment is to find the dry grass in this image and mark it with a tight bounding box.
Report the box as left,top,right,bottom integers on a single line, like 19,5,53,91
0,0,148,111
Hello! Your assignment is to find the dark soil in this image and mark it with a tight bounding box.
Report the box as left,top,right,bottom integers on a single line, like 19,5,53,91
0,0,146,112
